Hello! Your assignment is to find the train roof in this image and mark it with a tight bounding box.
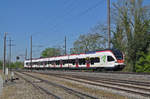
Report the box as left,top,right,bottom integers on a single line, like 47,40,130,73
25,49,119,61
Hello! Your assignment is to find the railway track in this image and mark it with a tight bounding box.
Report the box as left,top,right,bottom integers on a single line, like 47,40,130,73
31,71,150,98
23,69,150,75
15,72,61,99
16,71,99,99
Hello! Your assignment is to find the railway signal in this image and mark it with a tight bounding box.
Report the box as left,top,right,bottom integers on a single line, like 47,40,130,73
16,56,20,60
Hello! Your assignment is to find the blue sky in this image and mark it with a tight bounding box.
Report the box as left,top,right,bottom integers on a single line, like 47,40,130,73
0,0,149,61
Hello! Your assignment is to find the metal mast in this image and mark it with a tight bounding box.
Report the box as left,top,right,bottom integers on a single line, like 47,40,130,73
30,36,32,71
107,0,111,48
3,32,7,74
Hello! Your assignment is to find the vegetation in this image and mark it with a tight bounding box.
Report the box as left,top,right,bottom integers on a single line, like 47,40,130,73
70,33,107,54
0,61,2,69
10,62,24,69
0,60,23,69
41,47,64,57
135,52,150,73
111,0,150,72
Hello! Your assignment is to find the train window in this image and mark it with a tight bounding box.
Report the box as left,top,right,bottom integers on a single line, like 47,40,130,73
95,57,100,63
63,60,68,65
112,49,123,60
45,61,48,65
54,61,56,65
90,58,95,65
51,61,53,65
40,62,42,65
67,59,74,65
40,62,43,65
43,61,46,65
68,59,71,64
107,56,115,62
33,62,36,65
56,61,60,65
62,60,65,65
79,58,85,65
48,61,51,64
71,59,75,65
90,57,100,64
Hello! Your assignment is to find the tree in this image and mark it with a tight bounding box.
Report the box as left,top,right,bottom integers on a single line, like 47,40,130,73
70,33,107,54
14,61,24,68
136,52,150,73
0,61,2,69
111,0,150,72
41,47,62,57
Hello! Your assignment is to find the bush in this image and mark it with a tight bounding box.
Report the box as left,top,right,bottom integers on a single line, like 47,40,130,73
136,52,150,73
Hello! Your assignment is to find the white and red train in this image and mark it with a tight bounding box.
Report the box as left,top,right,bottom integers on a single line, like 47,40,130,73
24,49,125,71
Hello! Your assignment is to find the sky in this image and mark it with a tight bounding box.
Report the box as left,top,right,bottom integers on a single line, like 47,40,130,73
0,0,150,61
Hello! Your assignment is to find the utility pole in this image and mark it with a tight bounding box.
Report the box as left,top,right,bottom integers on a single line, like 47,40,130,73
65,36,67,55
25,48,27,60
8,38,12,71
8,38,15,71
30,36,32,71
3,32,7,74
107,0,111,48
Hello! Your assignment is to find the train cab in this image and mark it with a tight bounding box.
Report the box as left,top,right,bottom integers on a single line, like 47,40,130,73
111,49,125,70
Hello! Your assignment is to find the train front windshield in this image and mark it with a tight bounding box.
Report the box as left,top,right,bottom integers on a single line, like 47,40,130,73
112,50,123,60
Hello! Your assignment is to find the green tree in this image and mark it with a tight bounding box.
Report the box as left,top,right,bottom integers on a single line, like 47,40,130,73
9,62,24,69
136,52,150,73
112,0,150,72
14,61,24,68
70,33,107,54
41,47,62,57
10,62,15,68
0,61,2,69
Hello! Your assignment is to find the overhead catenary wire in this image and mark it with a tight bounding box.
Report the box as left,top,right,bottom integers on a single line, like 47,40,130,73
40,0,105,51
77,0,105,17
47,0,105,34
31,0,80,37
29,0,106,58
34,0,104,36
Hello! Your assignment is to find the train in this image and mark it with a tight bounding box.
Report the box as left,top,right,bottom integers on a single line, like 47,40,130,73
24,49,125,71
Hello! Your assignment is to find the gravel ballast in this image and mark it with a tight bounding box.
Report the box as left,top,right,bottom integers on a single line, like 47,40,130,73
0,75,51,99
0,75,3,96
29,72,131,99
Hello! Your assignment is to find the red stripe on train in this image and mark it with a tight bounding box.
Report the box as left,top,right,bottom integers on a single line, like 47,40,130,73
117,60,124,63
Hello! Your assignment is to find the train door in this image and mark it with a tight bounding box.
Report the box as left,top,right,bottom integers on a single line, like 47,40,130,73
60,60,63,68
86,57,90,68
75,58,79,68
48,61,50,68
43,61,45,68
